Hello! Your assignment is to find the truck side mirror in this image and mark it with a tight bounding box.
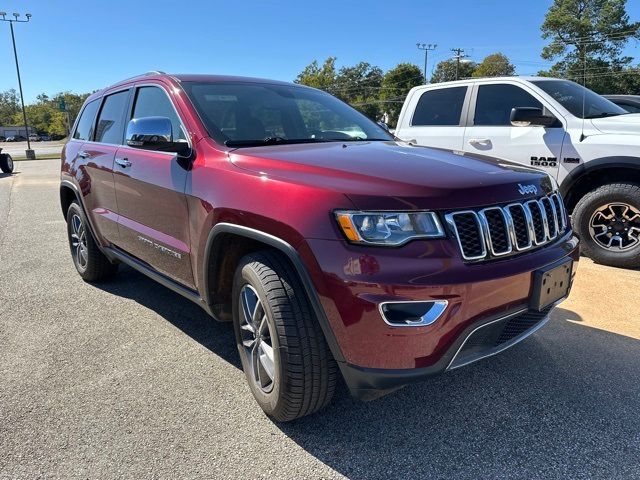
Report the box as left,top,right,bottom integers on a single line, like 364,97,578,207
126,116,191,157
510,107,558,128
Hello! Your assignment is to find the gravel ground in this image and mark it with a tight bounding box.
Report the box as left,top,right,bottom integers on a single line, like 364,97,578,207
1,160,639,479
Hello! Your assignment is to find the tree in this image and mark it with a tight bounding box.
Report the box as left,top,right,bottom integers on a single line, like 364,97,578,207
472,53,515,77
0,89,20,126
539,0,640,93
334,62,384,120
380,63,424,126
295,57,338,91
431,59,477,83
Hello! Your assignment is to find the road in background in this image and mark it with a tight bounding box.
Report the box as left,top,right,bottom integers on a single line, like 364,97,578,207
1,161,639,479
1,141,65,158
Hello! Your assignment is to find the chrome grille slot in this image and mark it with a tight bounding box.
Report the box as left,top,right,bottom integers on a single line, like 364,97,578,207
506,203,532,250
446,193,568,262
480,207,511,255
446,211,486,261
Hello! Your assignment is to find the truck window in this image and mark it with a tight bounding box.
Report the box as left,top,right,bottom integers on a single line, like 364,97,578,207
94,90,129,144
72,99,100,141
474,84,542,126
411,87,467,126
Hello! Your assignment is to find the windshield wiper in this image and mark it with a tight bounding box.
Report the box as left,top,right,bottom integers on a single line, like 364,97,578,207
225,137,327,148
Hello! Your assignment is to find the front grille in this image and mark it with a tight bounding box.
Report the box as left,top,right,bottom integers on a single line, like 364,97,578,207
448,307,551,369
445,193,567,262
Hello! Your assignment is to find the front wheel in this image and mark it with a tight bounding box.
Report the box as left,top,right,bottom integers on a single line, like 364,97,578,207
232,251,337,422
573,183,640,268
0,154,14,173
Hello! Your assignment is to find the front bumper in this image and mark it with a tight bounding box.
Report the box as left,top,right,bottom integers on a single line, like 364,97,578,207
298,232,579,398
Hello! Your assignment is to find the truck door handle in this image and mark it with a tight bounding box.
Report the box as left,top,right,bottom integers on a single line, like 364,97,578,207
468,138,491,146
78,150,92,159
115,157,132,168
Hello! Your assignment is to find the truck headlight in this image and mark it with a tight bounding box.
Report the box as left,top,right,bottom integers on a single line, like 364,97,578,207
335,210,445,246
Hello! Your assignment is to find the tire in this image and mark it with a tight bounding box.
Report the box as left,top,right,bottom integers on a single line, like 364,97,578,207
232,250,337,422
66,201,118,281
0,154,14,173
572,183,640,268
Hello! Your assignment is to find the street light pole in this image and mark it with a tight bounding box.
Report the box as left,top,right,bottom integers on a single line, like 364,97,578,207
1,12,35,160
416,43,437,84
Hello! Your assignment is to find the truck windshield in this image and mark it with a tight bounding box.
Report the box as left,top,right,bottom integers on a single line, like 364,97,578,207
181,81,392,147
532,79,628,119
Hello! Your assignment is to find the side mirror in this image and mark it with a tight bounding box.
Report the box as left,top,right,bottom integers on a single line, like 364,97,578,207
125,116,190,156
510,107,558,127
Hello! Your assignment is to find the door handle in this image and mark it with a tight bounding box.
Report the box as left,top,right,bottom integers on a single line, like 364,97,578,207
115,157,132,168
78,150,92,159
468,138,491,146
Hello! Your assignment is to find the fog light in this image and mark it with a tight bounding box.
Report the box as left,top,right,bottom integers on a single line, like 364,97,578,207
379,300,448,327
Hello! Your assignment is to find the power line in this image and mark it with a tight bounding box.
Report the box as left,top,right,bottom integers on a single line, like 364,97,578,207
451,48,468,80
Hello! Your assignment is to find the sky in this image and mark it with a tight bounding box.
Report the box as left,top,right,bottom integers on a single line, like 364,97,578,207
0,0,639,103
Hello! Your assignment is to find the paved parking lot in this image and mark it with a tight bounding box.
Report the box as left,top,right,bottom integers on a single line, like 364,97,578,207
1,160,639,479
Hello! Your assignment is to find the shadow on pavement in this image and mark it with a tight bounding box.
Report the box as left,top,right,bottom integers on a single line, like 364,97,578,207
95,265,241,369
94,270,640,478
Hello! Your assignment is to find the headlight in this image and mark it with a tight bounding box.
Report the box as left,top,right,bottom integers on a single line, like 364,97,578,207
335,210,445,246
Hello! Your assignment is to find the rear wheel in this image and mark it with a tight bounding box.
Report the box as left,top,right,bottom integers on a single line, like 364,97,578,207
232,251,337,422
66,201,118,281
0,154,14,173
573,183,640,268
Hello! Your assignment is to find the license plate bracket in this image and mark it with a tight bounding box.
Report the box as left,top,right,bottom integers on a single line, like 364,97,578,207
530,259,572,311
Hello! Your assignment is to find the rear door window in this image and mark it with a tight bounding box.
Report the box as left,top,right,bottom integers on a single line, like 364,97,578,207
411,87,467,126
474,84,542,126
72,99,100,140
94,90,129,144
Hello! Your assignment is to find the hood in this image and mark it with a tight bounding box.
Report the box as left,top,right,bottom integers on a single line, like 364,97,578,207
591,113,640,135
229,141,553,210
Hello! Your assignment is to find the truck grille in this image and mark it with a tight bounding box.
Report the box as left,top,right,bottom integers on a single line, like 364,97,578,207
445,193,567,262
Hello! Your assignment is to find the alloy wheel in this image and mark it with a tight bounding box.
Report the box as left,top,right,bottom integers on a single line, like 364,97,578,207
70,214,89,269
589,202,640,251
238,284,276,393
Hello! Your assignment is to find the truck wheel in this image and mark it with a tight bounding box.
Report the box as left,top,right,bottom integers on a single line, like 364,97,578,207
573,183,640,268
0,154,14,173
66,201,118,281
232,250,337,422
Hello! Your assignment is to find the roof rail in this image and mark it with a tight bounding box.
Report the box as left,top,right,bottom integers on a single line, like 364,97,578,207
119,71,167,83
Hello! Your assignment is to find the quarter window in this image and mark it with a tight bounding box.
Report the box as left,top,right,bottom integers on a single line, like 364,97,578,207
132,86,186,140
94,90,129,144
474,84,543,126
72,99,100,141
412,87,467,126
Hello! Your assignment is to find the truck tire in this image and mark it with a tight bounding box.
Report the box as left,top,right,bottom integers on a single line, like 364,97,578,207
572,183,640,268
66,201,118,281
232,250,337,422
0,154,14,173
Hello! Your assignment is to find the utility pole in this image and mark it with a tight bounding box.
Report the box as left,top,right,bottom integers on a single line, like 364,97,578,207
416,43,437,84
0,12,35,160
451,48,468,81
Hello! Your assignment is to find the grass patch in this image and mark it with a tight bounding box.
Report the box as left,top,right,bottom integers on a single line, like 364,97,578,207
13,154,60,161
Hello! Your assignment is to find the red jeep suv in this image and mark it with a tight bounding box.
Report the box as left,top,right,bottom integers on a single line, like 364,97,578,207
60,72,579,421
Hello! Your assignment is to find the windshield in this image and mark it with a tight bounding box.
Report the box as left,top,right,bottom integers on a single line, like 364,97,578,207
532,79,628,119
181,81,392,147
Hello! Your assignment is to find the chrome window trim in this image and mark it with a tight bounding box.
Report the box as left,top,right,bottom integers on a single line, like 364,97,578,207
378,299,449,327
444,210,487,261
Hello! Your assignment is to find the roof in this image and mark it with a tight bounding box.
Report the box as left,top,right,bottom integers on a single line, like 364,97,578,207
409,76,570,90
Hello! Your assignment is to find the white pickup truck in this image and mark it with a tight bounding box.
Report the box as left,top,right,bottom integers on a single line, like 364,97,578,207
396,76,640,268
